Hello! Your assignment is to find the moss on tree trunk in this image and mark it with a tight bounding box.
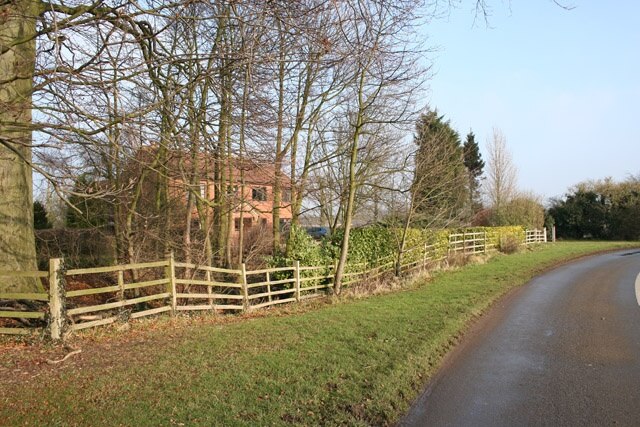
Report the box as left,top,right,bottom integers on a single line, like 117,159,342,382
0,0,43,292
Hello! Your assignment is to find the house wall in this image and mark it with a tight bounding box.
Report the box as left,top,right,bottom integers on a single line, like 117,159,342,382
223,183,293,235
175,179,292,236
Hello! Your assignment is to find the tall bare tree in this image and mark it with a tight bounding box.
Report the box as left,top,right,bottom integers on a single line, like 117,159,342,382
485,127,518,223
331,0,426,294
1,0,515,295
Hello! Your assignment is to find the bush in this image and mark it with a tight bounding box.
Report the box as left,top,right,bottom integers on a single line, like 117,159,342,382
285,224,332,267
345,226,397,265
268,225,333,288
35,227,116,269
321,226,394,267
482,226,525,250
270,224,528,281
498,235,521,254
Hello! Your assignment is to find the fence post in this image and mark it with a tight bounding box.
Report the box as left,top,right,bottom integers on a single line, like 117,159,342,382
49,258,65,340
117,269,125,302
332,259,338,290
266,271,272,303
543,227,548,243
206,270,213,308
240,263,249,311
422,243,428,269
552,226,556,242
294,260,301,303
166,251,177,314
462,231,467,254
483,231,488,253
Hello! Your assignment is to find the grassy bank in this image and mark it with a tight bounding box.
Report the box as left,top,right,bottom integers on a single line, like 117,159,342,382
1,241,637,426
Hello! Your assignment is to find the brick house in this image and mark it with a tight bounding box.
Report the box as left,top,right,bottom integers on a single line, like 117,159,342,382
168,154,293,236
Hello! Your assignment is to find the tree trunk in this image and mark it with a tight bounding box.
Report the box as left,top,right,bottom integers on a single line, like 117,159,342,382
272,25,286,255
333,126,360,295
225,120,234,268
0,0,43,292
237,66,250,266
396,191,416,277
333,70,366,294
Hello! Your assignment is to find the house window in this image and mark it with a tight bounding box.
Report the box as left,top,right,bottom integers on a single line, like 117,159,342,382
199,182,207,199
282,189,291,203
227,185,238,198
252,187,267,201
234,217,253,230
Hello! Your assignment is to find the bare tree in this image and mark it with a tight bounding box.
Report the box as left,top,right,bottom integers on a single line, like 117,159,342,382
485,127,518,223
331,0,426,294
1,0,525,296
1,0,152,291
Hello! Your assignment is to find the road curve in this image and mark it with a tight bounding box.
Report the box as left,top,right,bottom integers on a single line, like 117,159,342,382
401,249,640,426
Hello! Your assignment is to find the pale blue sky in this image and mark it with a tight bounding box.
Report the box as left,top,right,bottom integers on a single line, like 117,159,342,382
421,1,640,201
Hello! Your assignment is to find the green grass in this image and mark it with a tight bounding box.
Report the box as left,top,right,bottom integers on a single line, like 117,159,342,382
2,241,637,426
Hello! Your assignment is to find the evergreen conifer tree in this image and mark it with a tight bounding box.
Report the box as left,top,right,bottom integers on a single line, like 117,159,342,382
413,110,468,226
33,201,51,230
463,131,485,215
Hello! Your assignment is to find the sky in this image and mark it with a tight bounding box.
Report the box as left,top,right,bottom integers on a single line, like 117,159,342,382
420,1,640,202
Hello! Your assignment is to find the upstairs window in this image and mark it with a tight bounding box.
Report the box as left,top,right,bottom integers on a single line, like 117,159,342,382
282,189,292,203
227,185,238,198
252,187,267,201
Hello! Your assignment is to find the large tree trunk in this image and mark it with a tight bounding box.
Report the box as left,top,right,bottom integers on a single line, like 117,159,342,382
0,0,43,292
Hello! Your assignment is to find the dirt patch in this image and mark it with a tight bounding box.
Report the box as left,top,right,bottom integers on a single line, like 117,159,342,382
0,328,162,391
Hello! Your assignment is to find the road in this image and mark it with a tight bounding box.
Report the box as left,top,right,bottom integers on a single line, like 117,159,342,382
401,249,640,426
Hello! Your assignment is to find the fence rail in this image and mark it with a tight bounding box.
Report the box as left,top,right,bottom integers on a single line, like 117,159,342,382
448,231,488,255
525,228,548,244
1,228,548,338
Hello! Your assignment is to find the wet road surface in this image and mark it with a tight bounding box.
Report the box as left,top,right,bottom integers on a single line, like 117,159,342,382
401,250,640,426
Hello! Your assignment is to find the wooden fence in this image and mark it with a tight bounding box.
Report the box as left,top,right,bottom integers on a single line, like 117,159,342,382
448,231,489,254
0,270,50,337
525,228,548,244
0,228,547,338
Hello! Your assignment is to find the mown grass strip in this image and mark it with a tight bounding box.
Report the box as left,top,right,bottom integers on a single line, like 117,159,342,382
1,242,637,426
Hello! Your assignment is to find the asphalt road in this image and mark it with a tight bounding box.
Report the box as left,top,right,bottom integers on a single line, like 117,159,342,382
401,249,640,427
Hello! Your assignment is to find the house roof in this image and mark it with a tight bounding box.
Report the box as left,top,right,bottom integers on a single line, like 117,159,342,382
135,146,291,187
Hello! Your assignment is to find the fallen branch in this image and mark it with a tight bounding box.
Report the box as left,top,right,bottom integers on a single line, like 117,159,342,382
46,349,82,365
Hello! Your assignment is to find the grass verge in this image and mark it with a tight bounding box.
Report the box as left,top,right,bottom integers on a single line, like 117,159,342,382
1,241,637,426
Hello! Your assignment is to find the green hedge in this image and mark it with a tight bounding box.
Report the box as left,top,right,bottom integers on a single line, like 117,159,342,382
482,226,526,250
272,224,529,274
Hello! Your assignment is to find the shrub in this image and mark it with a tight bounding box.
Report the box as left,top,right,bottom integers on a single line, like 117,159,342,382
426,228,453,260
286,224,332,267
268,225,333,288
498,235,521,254
35,227,116,269
327,226,397,267
270,224,528,282
483,226,525,250
347,226,397,265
